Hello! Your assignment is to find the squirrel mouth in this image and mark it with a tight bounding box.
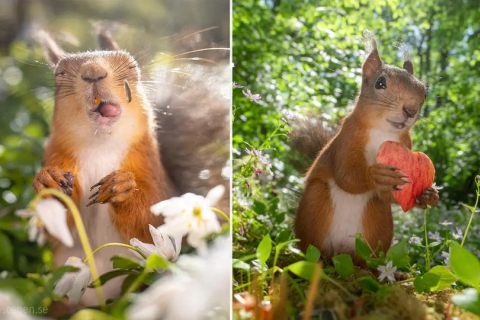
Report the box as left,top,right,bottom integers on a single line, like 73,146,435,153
387,119,407,130
93,101,122,126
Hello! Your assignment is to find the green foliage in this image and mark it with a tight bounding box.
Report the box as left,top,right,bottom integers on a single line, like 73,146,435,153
331,254,355,278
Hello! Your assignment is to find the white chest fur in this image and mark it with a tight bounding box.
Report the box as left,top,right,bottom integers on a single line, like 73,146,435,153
365,129,400,165
54,137,134,304
326,129,399,255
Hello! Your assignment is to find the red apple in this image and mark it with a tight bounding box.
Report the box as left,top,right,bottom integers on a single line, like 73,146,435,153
376,141,435,212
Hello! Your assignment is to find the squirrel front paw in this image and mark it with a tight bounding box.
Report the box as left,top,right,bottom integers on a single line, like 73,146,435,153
87,170,137,206
32,166,75,196
415,187,439,209
369,163,411,191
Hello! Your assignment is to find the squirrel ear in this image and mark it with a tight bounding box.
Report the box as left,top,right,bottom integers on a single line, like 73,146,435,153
97,29,120,51
403,60,414,75
362,39,383,79
36,31,65,66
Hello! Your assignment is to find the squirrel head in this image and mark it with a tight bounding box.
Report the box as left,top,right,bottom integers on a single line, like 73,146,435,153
354,37,427,133
38,30,152,143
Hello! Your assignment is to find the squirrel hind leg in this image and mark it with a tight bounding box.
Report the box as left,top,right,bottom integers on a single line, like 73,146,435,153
361,198,394,259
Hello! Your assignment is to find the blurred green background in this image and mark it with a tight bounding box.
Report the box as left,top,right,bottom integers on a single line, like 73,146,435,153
0,0,229,278
232,0,480,257
233,0,480,205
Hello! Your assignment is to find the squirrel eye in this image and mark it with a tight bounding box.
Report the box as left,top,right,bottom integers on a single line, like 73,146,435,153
375,76,387,90
375,77,387,89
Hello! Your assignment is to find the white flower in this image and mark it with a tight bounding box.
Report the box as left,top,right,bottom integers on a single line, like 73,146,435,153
127,236,230,320
441,251,450,267
130,225,181,262
452,227,463,240
439,220,452,226
409,235,422,245
0,290,34,320
150,185,224,255
428,231,444,242
377,261,397,283
53,257,91,304
16,199,73,247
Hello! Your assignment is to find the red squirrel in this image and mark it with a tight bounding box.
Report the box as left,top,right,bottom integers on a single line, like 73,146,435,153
295,38,439,265
31,31,179,304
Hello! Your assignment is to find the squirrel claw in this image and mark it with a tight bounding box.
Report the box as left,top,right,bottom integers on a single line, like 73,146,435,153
86,199,97,207
87,170,136,207
90,180,104,191
88,190,99,200
415,186,440,209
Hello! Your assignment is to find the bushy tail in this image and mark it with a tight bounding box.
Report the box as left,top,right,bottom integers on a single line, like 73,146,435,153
153,64,231,213
289,114,335,173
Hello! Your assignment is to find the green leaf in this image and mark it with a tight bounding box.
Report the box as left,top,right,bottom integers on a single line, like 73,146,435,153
88,269,137,288
305,245,321,262
386,241,409,269
452,288,480,316
0,232,14,270
332,254,355,278
256,234,272,268
121,274,137,295
145,254,169,270
427,266,458,291
355,237,371,260
286,261,318,281
414,273,441,293
142,272,157,285
450,242,480,287
461,203,476,212
376,286,392,298
366,257,384,270
358,276,380,294
233,259,250,271
111,256,143,270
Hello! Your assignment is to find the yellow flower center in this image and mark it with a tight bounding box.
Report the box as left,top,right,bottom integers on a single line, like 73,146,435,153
193,207,203,226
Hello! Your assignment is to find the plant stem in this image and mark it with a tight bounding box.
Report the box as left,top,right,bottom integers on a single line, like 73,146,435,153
211,207,231,223
32,189,105,306
461,183,479,247
84,243,147,263
423,209,431,270
396,278,415,284
119,271,148,302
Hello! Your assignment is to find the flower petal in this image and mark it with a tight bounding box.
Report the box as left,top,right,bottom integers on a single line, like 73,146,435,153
172,235,182,261
130,238,158,258
67,265,91,304
149,225,177,261
36,199,74,247
205,185,225,207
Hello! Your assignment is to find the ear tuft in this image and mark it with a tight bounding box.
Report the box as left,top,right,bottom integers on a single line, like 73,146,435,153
403,60,414,75
93,22,120,51
362,31,383,80
35,31,65,66
402,46,414,75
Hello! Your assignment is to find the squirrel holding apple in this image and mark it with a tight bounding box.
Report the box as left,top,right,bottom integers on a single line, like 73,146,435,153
31,28,229,304
294,35,439,266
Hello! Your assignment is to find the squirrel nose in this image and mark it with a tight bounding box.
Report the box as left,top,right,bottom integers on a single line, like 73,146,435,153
402,106,417,118
81,64,108,83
